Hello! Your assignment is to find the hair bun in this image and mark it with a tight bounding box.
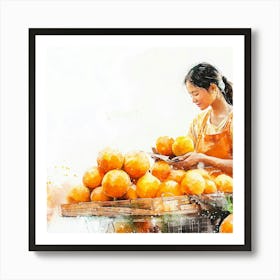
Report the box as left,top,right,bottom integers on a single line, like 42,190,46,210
222,76,233,105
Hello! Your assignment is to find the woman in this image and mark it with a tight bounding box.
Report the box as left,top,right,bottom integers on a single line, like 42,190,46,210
172,62,233,176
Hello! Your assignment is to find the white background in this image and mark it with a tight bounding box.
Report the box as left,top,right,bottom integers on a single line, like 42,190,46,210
37,35,235,174
0,0,279,279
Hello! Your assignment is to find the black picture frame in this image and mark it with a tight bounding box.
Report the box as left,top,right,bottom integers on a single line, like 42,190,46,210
29,28,251,251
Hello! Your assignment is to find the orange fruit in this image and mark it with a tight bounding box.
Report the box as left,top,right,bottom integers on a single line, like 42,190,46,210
124,184,138,200
151,160,171,181
82,167,104,189
67,185,90,203
136,172,161,198
166,169,186,184
155,136,175,156
102,169,131,198
156,180,183,197
97,147,124,173
172,136,194,156
90,186,112,201
219,214,233,233
123,151,150,179
204,179,217,194
214,174,233,193
181,169,205,195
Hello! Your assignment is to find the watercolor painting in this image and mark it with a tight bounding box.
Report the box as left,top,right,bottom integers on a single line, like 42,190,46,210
29,28,251,250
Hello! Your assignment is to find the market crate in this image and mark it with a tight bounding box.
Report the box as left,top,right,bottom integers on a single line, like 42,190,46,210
60,193,232,233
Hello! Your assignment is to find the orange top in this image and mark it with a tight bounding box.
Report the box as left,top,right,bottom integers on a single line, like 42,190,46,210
188,109,233,176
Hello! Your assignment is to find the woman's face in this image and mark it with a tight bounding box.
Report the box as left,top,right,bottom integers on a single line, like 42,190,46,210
186,81,217,110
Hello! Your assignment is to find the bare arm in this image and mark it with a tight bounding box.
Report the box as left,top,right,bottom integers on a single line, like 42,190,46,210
171,152,233,176
201,154,233,176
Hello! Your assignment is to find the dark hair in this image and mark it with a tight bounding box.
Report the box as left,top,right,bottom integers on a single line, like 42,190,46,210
184,62,233,105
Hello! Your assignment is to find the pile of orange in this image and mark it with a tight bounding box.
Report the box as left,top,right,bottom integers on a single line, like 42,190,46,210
67,147,151,202
153,135,233,196
67,134,233,203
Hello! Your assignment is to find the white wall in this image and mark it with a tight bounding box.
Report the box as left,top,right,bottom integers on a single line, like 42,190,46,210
1,1,279,280
37,35,234,177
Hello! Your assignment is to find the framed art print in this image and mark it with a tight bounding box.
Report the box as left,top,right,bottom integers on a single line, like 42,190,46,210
29,28,251,251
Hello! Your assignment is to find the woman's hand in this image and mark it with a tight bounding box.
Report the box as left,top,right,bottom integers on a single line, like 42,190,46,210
170,152,233,176
171,152,206,170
